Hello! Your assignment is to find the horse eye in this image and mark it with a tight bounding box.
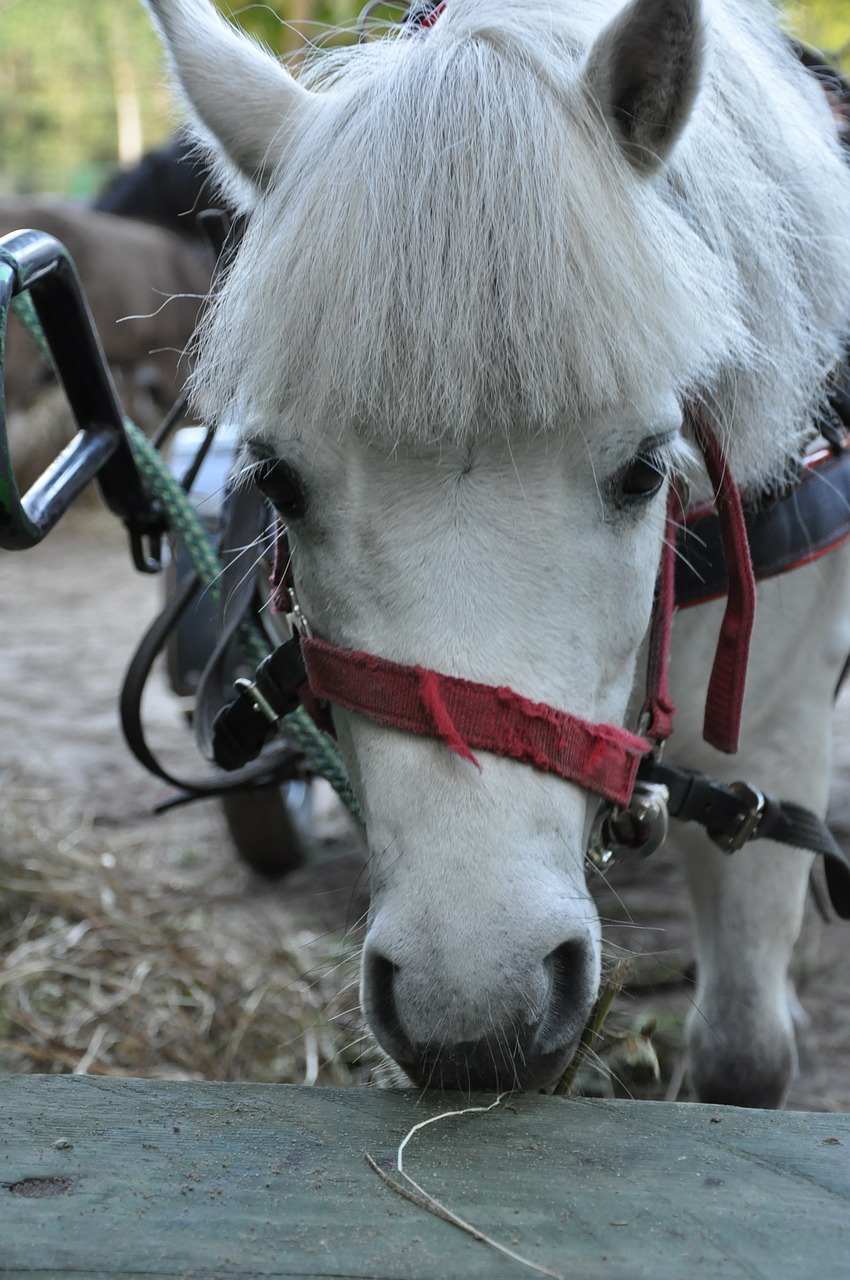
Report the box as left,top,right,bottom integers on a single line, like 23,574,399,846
618,451,667,502
254,459,308,519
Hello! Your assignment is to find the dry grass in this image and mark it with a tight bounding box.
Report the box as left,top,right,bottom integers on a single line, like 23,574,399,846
1,779,842,1109
0,781,689,1096
0,787,376,1085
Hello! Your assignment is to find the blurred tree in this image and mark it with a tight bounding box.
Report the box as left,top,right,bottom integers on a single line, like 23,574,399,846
790,0,850,62
0,0,367,195
0,0,171,195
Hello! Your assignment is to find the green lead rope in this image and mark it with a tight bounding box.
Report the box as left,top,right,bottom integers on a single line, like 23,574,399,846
11,292,52,363
123,420,360,819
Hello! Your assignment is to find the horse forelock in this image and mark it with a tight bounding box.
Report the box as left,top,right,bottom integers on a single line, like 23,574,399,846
193,0,850,489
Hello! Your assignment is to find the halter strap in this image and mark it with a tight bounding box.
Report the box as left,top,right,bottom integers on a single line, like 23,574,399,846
690,411,757,754
301,636,651,807
639,490,678,744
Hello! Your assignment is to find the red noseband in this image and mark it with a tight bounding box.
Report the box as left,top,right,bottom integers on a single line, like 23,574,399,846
301,635,651,807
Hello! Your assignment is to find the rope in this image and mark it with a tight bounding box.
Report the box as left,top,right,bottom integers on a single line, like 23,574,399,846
123,420,360,816
11,292,53,363
0,248,54,365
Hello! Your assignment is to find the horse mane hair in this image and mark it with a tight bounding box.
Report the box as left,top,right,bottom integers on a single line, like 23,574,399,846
193,0,850,489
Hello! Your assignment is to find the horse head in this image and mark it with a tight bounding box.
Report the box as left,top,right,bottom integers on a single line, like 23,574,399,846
144,0,850,1091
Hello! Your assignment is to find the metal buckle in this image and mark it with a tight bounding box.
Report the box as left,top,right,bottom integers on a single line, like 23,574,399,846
286,585,313,640
587,781,670,867
233,677,280,725
707,780,765,854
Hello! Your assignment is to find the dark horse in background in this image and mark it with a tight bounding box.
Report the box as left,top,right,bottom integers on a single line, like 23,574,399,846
94,131,228,245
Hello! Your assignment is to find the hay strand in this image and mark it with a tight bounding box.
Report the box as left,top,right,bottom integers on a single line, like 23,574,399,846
367,1097,564,1280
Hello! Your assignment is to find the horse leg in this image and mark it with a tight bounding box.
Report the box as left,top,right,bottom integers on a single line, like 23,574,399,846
674,814,815,1107
666,542,850,1107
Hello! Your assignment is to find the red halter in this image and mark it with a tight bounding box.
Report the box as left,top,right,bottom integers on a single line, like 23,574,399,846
274,412,755,812
301,634,651,807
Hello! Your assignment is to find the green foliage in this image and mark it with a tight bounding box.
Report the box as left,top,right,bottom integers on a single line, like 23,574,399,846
0,0,172,195
788,0,850,64
214,0,361,52
0,0,364,197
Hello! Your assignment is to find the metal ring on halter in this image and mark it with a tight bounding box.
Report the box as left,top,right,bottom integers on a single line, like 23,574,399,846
707,780,765,854
588,781,671,867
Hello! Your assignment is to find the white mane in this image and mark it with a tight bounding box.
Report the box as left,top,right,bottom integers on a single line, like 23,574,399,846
193,0,850,488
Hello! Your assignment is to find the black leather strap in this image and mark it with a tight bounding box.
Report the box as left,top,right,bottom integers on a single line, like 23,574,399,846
639,758,850,918
119,569,301,800
192,485,272,761
211,638,308,771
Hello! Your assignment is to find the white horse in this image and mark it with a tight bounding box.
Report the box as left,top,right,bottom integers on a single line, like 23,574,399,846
144,0,850,1105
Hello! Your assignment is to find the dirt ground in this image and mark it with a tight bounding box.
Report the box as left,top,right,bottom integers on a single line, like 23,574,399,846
1,503,848,1109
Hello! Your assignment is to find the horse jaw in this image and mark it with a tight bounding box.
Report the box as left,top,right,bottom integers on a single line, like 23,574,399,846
584,0,704,172
144,0,315,189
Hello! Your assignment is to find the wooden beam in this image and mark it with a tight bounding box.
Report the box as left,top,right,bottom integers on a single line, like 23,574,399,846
1,1076,847,1278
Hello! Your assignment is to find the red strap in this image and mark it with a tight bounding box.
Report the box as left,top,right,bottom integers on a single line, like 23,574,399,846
302,636,651,807
690,411,757,753
640,489,678,743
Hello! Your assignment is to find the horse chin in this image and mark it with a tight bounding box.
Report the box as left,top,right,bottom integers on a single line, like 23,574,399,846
394,1037,582,1094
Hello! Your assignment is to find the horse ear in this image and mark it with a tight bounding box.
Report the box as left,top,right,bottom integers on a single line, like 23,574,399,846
584,0,704,172
144,0,315,189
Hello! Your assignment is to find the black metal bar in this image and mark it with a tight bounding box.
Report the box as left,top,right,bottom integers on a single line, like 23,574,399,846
0,229,166,569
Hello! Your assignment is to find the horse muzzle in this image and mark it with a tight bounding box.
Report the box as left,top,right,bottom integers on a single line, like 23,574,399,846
361,932,600,1092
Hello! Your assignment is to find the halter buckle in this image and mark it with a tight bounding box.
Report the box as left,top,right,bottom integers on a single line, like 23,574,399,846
233,676,280,725
588,781,670,866
286,585,313,640
707,780,765,853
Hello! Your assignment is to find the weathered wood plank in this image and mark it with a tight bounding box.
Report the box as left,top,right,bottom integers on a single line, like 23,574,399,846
1,1077,847,1279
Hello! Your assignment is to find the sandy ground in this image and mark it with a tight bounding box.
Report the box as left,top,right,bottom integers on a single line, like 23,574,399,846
1,503,848,1109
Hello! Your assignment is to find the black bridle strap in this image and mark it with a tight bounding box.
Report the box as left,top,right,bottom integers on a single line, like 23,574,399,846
639,758,850,918
119,571,300,801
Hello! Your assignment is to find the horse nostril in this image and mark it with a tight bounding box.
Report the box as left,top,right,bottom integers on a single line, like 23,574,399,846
535,938,597,1054
363,951,412,1061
